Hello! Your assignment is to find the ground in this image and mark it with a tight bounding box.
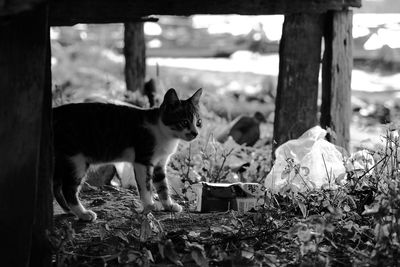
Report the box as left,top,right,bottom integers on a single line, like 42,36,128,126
52,185,305,266
53,185,282,266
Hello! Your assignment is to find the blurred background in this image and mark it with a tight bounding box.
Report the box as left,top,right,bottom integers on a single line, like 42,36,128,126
50,0,400,152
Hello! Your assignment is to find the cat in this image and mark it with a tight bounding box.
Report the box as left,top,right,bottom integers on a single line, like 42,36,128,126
53,88,203,221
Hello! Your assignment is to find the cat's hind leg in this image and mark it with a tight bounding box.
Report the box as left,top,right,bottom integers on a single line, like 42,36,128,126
60,154,97,221
53,180,71,214
153,163,182,213
54,153,72,213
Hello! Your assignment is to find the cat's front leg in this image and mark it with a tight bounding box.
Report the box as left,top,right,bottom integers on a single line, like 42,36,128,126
133,162,155,213
153,161,182,213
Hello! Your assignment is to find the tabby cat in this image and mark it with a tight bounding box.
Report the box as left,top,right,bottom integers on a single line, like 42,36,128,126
53,88,203,221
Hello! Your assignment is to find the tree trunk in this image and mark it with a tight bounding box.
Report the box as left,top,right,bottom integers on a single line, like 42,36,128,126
320,10,352,151
0,4,52,267
124,22,145,92
273,13,324,151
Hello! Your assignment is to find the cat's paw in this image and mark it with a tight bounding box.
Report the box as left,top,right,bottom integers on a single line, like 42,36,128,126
78,209,97,222
165,202,183,213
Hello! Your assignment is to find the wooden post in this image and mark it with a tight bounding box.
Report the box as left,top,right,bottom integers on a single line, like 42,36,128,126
321,10,352,151
273,13,324,150
30,33,53,267
124,22,146,92
0,4,52,267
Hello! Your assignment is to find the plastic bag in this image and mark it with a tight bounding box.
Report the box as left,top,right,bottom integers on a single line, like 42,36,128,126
264,126,346,192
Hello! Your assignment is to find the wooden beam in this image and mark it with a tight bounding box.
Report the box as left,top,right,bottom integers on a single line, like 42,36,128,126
272,13,324,150
320,10,353,151
0,4,52,266
124,22,146,92
48,0,361,26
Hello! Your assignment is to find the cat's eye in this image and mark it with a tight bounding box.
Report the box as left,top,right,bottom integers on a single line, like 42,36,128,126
196,119,202,127
182,120,189,127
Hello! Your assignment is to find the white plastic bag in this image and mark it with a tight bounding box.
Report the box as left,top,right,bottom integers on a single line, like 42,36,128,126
264,126,346,192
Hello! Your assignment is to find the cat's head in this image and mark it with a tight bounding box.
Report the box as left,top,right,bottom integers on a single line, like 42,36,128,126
159,88,203,141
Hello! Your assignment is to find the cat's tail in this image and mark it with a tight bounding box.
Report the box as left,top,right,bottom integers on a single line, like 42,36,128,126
53,184,71,213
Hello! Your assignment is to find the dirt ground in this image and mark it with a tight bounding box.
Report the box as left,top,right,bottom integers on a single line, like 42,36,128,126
53,184,286,267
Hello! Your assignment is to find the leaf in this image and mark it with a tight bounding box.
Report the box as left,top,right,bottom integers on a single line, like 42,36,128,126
210,225,235,234
163,239,183,266
297,200,307,218
297,229,312,242
263,253,278,264
190,245,209,267
325,223,335,232
343,204,351,212
188,231,200,238
99,224,108,241
241,247,254,260
362,203,380,216
115,230,129,243
322,199,330,208
335,173,347,185
118,250,140,264
143,248,154,263
158,243,165,259
140,219,152,242
374,223,390,240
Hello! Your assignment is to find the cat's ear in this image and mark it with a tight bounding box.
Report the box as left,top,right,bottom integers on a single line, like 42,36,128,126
189,88,203,106
163,88,180,106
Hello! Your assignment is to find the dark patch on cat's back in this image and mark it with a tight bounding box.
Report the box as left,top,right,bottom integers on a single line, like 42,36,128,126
53,102,158,164
133,126,156,165
143,108,160,125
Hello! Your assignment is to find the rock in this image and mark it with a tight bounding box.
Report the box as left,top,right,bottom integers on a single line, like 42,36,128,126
216,112,266,146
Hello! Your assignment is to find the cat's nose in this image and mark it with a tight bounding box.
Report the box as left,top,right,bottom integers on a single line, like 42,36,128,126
191,131,198,138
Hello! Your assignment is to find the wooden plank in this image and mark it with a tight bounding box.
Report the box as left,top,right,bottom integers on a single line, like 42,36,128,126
272,13,324,150
124,22,146,92
0,4,51,266
49,0,361,26
320,10,353,151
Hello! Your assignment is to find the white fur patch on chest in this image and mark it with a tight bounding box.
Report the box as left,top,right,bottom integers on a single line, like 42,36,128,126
152,139,179,163
146,121,180,164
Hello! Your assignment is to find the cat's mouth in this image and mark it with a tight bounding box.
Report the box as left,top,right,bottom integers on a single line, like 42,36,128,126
184,132,198,141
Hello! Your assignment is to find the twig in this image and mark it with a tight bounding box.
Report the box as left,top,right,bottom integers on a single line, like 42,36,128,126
214,148,234,182
351,155,387,192
321,154,332,188
185,143,192,182
290,161,311,191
